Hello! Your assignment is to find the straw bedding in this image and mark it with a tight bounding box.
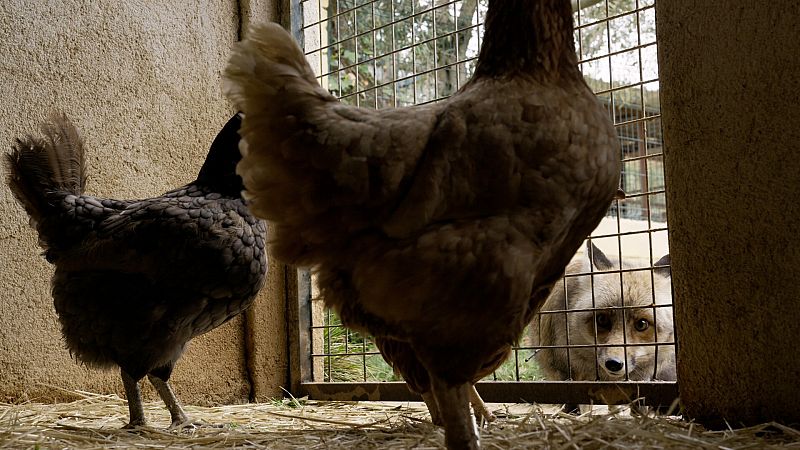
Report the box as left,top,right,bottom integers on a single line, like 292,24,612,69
1,390,798,449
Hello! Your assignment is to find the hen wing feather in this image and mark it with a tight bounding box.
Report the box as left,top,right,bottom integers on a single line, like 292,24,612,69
47,190,258,303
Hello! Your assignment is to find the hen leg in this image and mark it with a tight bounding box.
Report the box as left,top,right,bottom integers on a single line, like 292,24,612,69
468,385,495,424
430,377,479,450
121,369,147,428
421,392,443,425
147,375,191,428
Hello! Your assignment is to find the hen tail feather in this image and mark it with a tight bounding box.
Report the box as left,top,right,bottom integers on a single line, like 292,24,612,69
5,112,87,230
223,23,336,219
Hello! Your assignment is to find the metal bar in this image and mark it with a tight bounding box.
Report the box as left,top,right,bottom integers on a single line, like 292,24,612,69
580,43,658,72
411,0,417,105
309,338,676,358
285,0,310,399
561,263,672,279
563,275,575,379
390,0,398,107
290,0,304,42
517,342,676,351
354,8,361,107
311,350,380,357
453,0,461,90
431,0,438,102
589,226,668,241
621,151,665,164
303,381,679,406
573,4,655,32
287,268,314,395
326,305,332,381
371,0,379,109
535,303,675,316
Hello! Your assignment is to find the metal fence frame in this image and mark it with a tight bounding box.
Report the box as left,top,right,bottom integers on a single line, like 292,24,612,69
285,0,678,408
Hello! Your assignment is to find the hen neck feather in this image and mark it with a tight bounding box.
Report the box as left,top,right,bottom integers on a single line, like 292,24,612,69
195,114,246,198
473,0,578,80
194,170,244,198
195,144,244,197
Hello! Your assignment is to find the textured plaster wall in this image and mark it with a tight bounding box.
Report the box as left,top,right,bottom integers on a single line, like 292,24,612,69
658,1,800,427
0,0,288,405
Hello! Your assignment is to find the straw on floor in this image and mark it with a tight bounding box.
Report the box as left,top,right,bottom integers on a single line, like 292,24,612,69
1,390,798,449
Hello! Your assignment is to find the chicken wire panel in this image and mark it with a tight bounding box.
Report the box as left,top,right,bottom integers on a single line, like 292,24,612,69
291,0,676,403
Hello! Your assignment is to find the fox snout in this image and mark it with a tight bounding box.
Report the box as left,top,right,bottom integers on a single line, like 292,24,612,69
599,344,668,380
599,347,631,379
604,355,625,374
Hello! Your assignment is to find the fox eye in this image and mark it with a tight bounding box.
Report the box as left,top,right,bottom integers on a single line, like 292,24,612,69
634,319,650,332
595,313,611,329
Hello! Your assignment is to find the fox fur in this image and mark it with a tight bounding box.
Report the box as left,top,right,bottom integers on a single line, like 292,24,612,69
532,242,675,383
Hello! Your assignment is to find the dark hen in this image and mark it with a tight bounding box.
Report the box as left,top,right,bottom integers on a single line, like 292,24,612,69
224,0,620,447
5,113,267,429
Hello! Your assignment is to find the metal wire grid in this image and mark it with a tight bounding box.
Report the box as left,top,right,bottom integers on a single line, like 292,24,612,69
300,0,485,109
297,0,675,386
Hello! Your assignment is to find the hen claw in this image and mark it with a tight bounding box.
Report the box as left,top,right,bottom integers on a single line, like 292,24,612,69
169,419,223,432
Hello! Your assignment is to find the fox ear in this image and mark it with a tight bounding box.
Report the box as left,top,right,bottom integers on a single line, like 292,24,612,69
586,241,614,271
654,254,671,278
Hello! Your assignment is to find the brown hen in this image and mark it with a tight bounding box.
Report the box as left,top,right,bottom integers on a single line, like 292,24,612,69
224,0,620,447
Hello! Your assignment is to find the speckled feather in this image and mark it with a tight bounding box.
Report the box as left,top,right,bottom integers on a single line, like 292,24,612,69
46,184,266,376
5,113,267,384
225,0,619,446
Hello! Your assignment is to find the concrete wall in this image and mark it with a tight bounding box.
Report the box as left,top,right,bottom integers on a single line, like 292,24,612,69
0,0,288,405
658,1,800,427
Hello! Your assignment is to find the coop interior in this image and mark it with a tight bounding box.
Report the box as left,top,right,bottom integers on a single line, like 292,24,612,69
1,0,797,449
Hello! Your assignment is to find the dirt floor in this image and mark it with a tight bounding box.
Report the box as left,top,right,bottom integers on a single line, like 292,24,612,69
1,391,799,449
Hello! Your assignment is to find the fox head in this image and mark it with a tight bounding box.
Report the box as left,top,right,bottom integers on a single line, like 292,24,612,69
565,242,674,381
533,241,677,382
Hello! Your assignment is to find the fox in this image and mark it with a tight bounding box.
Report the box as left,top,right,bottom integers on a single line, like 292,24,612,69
531,241,675,390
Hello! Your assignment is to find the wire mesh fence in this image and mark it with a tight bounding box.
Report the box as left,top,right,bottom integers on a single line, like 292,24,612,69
294,0,675,401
